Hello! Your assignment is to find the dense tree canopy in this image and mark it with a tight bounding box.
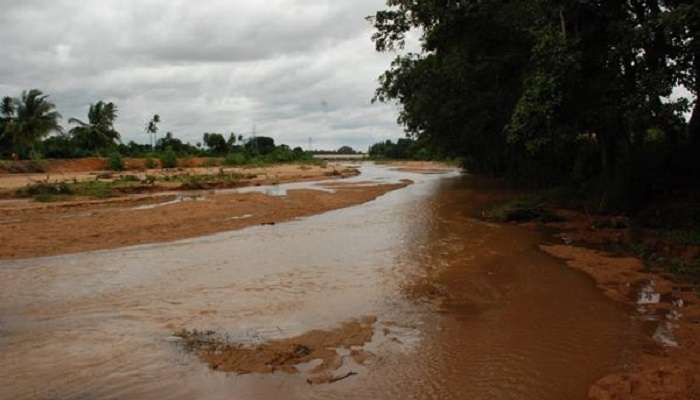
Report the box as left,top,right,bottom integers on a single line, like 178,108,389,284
370,0,700,208
0,90,62,157
68,101,120,151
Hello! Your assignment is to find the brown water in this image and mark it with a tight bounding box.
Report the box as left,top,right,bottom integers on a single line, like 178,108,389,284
0,164,639,400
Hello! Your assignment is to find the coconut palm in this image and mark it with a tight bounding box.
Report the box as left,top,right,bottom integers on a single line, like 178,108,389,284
69,101,120,151
9,90,62,157
0,96,15,154
1,96,14,119
145,114,160,149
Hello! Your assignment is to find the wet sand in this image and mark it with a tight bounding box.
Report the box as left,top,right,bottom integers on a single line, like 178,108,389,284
0,179,409,260
532,211,700,399
0,162,357,193
0,165,642,399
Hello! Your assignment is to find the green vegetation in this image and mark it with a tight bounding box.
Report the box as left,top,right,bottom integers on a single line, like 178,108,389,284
224,153,247,166
144,157,158,169
159,147,178,169
482,195,561,223
107,152,125,171
1,92,318,169
368,138,440,160
0,90,62,159
69,101,120,152
369,1,700,212
177,171,246,190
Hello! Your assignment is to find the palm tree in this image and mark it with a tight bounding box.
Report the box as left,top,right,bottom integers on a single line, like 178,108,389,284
68,101,120,151
1,97,14,119
9,89,62,157
146,114,160,149
0,97,15,155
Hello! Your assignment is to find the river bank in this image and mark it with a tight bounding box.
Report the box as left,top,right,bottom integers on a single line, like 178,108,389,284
486,203,700,399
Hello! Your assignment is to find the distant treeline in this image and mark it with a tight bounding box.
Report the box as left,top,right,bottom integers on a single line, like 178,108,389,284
368,138,441,160
370,1,700,210
0,90,311,164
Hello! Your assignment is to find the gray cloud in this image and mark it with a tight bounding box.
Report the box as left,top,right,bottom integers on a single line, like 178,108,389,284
0,0,407,150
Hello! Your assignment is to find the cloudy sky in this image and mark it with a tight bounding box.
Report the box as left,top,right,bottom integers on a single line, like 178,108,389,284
0,0,410,151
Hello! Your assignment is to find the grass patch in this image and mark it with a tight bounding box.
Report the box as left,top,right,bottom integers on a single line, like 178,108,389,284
482,195,562,223
662,229,700,246
107,152,125,171
0,159,48,173
16,181,73,198
72,181,115,198
176,171,245,190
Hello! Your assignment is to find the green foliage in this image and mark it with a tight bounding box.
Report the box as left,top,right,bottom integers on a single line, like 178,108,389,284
159,147,178,169
368,138,438,160
144,157,158,169
224,153,247,166
107,152,124,171
369,0,700,209
663,230,700,246
177,171,243,190
16,180,73,198
2,89,62,158
203,133,229,154
68,101,120,151
245,136,276,155
74,180,114,198
482,195,561,223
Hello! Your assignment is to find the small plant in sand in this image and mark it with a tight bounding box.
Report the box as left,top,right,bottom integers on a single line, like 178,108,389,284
482,195,561,223
107,152,124,171
17,180,71,197
224,153,247,166
159,147,177,169
144,157,158,169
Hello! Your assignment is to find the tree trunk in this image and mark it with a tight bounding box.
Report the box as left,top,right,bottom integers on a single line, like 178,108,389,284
690,37,700,148
690,100,700,147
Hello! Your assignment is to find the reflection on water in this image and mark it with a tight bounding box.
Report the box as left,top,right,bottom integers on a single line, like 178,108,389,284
0,164,639,400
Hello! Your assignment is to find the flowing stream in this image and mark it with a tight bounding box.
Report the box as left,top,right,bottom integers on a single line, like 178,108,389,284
0,164,640,400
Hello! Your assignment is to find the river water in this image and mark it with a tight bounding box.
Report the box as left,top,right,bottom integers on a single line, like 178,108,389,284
0,164,639,400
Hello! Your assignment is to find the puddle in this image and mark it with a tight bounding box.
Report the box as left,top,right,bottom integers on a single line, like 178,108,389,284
637,281,661,305
131,194,207,210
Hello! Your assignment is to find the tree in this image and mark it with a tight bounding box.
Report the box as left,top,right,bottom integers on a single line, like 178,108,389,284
146,114,160,149
227,132,237,149
245,136,275,155
156,132,193,154
0,96,15,155
68,101,120,151
337,146,356,155
369,0,695,208
203,132,228,154
6,89,62,158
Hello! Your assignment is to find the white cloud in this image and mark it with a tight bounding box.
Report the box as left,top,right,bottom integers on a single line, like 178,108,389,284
0,0,408,150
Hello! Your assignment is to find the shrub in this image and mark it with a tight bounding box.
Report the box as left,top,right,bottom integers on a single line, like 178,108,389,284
26,158,48,173
224,153,248,166
159,148,178,169
17,181,73,197
144,158,158,169
75,181,114,198
107,152,125,171
482,195,562,223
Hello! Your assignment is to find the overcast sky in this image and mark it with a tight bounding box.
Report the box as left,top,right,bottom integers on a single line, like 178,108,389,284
0,0,410,151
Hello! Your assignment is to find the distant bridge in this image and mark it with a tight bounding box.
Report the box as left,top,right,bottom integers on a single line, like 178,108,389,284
313,154,369,161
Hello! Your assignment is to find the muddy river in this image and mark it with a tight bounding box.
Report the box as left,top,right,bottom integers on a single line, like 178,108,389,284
0,164,641,399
